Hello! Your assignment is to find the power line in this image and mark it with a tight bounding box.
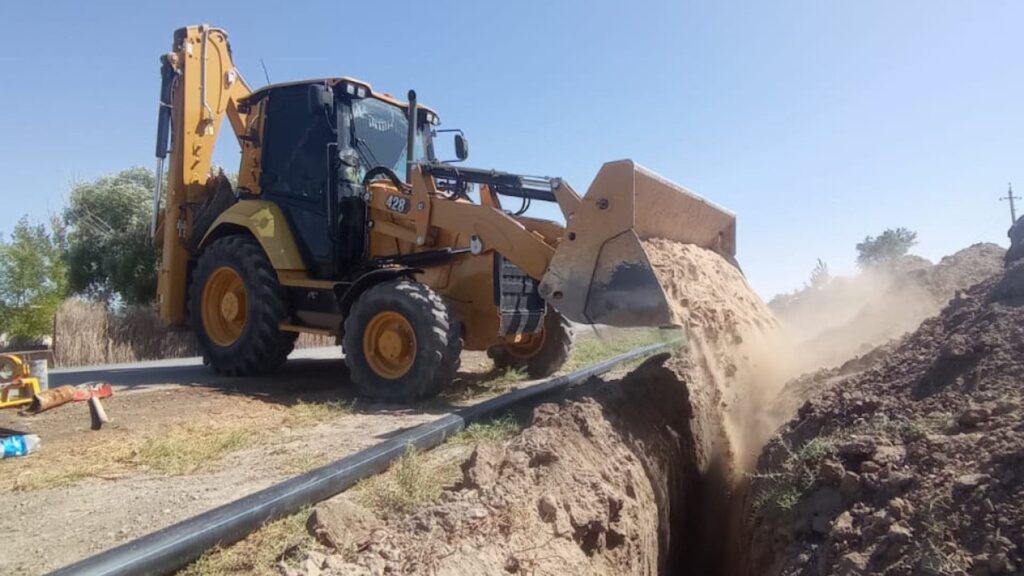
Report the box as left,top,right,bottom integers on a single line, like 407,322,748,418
1000,182,1020,225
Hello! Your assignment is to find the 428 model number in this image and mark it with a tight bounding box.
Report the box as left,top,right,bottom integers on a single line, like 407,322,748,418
385,194,410,214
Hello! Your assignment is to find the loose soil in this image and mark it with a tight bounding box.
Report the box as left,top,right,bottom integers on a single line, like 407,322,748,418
311,360,693,575
739,258,1024,575
642,239,795,466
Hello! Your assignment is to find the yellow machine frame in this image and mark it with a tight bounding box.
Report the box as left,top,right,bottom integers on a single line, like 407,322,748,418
153,25,736,358
0,354,41,410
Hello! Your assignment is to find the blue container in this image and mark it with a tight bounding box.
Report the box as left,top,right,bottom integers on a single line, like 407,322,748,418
2,434,40,458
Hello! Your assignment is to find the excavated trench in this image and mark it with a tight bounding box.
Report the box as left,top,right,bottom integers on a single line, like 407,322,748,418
332,241,774,574
332,350,746,575
583,352,740,575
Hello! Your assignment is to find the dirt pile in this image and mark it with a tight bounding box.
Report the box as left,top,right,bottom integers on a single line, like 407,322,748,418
740,260,1024,575
306,361,694,575
772,244,1005,372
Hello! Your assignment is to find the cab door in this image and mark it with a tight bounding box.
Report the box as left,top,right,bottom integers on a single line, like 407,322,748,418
259,85,337,277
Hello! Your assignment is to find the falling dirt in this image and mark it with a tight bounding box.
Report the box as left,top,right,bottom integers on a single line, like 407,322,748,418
642,239,797,468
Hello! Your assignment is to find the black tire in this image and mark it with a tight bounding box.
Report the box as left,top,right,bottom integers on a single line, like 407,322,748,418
488,310,573,378
189,235,295,376
187,174,237,253
343,280,462,402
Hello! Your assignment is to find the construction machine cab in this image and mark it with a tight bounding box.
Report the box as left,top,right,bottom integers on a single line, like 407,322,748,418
242,79,440,278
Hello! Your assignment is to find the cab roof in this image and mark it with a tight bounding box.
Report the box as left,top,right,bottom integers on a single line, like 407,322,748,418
243,77,439,120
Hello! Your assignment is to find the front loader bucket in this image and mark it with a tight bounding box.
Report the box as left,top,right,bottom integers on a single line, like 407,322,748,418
539,160,736,327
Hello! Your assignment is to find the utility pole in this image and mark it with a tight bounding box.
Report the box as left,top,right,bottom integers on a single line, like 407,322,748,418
1001,182,1020,225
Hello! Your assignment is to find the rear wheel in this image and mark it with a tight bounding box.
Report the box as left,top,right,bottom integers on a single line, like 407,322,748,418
343,280,462,402
189,235,295,375
488,310,573,378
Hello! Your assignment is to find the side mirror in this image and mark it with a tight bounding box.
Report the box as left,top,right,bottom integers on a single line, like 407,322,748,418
308,84,332,115
454,133,469,161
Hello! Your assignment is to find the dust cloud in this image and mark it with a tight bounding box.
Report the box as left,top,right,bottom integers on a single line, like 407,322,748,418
771,243,1005,373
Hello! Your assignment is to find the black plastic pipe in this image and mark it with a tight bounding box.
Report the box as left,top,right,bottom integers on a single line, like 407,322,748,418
50,341,669,576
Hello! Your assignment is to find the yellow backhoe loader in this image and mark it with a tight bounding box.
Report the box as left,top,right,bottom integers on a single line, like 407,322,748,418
152,25,736,401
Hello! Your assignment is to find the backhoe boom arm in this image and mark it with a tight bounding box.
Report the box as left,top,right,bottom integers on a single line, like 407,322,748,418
153,25,252,325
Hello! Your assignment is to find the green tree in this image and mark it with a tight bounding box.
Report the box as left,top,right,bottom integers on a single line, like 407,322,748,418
64,167,158,305
0,216,68,344
808,258,831,289
856,228,918,268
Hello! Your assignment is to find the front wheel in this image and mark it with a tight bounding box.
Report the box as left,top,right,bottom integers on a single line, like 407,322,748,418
488,310,573,378
189,235,296,376
343,280,462,402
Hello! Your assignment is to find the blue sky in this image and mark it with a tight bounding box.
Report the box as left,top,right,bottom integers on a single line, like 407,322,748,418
1,1,1021,298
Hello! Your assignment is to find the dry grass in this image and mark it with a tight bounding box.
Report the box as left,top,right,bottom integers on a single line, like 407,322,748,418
563,326,678,372
353,446,461,516
295,332,334,348
489,367,529,387
278,451,331,476
6,435,136,492
133,424,256,475
451,414,521,445
52,299,197,367
283,399,352,427
6,423,258,492
51,298,335,368
4,400,347,493
181,508,320,576
444,366,529,401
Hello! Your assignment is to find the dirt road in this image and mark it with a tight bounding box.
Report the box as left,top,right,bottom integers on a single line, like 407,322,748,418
0,348,498,574
46,346,345,392
1,330,659,575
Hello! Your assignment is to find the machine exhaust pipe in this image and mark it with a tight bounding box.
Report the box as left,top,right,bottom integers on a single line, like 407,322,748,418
406,89,418,183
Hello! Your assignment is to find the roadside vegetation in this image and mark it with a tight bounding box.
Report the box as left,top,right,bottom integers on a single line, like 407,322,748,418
134,424,255,476
451,414,522,444
563,326,679,372
354,412,525,517
3,398,356,493
182,508,320,576
352,446,461,517
284,399,353,427
181,412,526,574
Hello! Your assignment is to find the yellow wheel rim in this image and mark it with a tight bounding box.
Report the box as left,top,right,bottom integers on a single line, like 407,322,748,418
503,325,547,359
363,311,417,379
202,267,247,347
